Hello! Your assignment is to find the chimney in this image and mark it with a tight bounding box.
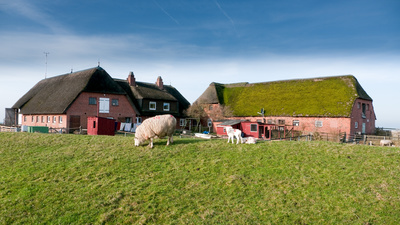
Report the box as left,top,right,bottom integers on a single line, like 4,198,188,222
156,76,164,89
127,72,136,86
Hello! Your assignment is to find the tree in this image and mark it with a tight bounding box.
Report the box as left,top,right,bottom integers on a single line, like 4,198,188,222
184,102,208,130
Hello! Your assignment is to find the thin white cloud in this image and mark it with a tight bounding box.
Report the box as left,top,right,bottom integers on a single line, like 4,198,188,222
215,1,236,30
0,0,68,34
152,0,180,25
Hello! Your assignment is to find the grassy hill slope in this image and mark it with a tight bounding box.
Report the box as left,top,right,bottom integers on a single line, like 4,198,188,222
1,133,400,224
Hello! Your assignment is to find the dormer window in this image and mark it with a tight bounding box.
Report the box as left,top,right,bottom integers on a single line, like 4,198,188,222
149,101,156,110
163,103,170,111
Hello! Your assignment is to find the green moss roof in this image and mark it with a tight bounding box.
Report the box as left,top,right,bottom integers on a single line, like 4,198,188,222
197,75,372,117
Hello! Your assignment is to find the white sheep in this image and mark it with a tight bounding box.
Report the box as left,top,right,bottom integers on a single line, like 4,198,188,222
245,136,257,144
226,127,243,144
380,140,393,146
134,114,177,148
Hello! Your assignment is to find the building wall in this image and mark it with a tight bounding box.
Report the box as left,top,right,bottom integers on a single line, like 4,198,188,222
21,114,67,129
350,99,376,135
66,92,136,129
219,116,352,135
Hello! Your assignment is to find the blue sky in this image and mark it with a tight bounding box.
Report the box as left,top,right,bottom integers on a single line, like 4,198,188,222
1,0,399,128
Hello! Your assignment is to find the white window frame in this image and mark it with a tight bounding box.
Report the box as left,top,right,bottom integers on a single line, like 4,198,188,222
180,119,186,127
47,116,51,123
53,116,57,123
315,120,323,128
293,120,300,126
355,121,358,129
149,101,156,110
136,117,142,124
163,103,170,111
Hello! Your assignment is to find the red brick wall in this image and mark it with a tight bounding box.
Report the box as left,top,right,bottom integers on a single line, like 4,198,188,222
350,99,376,134
66,92,136,129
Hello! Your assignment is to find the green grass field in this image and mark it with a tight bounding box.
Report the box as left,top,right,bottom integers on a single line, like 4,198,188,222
1,133,400,224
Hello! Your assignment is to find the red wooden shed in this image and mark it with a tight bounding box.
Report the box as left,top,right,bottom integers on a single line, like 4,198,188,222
87,116,116,136
216,120,288,140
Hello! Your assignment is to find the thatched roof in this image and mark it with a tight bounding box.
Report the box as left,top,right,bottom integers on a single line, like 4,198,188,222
13,67,125,114
13,66,190,116
114,79,190,116
195,75,372,117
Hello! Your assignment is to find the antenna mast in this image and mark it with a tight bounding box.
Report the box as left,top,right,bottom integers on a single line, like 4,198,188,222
43,52,49,79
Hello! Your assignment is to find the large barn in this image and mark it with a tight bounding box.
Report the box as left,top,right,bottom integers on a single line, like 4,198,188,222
12,67,190,132
195,75,376,137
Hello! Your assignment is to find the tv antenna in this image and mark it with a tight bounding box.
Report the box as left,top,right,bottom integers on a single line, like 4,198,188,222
258,108,265,123
43,52,49,79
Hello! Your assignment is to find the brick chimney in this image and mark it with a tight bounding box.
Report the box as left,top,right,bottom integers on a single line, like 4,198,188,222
127,72,135,86
156,76,164,89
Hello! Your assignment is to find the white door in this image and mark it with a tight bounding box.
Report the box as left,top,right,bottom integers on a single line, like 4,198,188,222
362,123,366,134
99,98,109,113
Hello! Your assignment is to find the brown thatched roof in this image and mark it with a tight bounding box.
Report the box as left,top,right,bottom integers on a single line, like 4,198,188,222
114,79,190,116
13,67,125,115
14,66,190,116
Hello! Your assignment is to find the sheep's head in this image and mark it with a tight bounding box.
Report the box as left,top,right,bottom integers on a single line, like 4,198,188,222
134,137,141,147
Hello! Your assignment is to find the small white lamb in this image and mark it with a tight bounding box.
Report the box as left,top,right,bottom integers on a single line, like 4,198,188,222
380,140,393,146
226,127,243,144
134,114,176,148
245,137,257,144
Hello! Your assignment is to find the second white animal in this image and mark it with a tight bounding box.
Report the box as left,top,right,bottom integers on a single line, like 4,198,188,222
227,127,243,144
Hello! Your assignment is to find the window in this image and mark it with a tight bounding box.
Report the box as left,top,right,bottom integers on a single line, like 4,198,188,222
48,116,51,123
250,124,257,132
24,116,26,122
355,122,358,129
99,98,110,113
267,119,274,124
53,116,57,123
31,116,34,122
163,103,170,111
42,116,45,123
36,116,39,123
315,121,323,128
135,117,142,124
112,99,119,106
59,116,63,124
149,101,156,110
362,103,366,118
357,102,361,109
180,119,186,127
293,120,300,126
209,105,213,110
278,119,285,125
89,97,97,105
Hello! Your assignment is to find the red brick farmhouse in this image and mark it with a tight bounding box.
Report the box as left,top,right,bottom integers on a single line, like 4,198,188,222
195,75,376,138
12,67,189,132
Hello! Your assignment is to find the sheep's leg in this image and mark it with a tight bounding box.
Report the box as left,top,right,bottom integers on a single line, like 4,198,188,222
170,135,173,144
166,136,170,146
149,138,154,148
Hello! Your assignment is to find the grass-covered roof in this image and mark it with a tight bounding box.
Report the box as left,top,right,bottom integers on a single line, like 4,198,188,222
196,75,372,117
